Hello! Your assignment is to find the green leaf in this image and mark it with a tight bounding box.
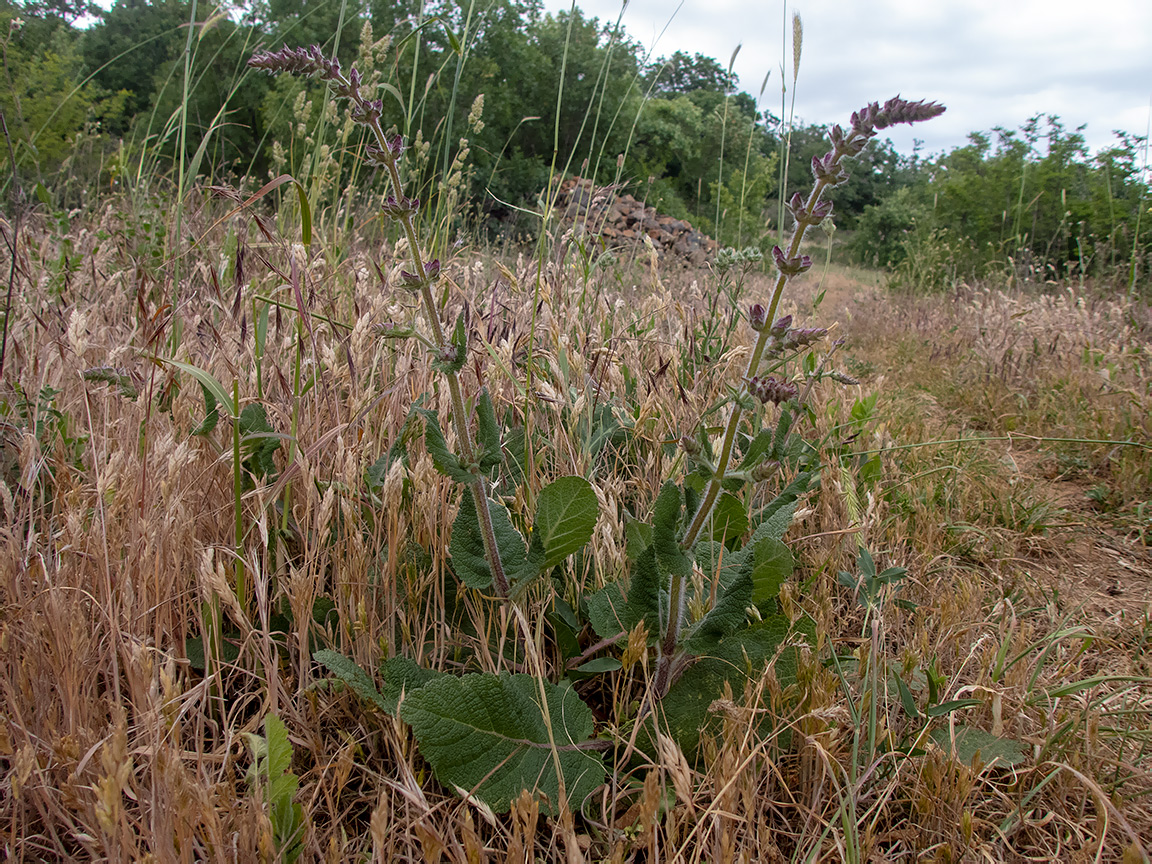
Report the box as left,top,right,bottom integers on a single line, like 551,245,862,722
736,429,774,472
450,492,527,589
34,182,51,205
190,380,220,437
584,582,626,640
894,672,921,720
709,492,748,543
653,482,691,579
575,657,622,674
623,546,662,634
624,518,653,560
433,312,468,375
660,616,812,758
929,726,1026,768
751,472,812,542
379,656,442,706
924,699,984,718
292,179,312,247
749,537,793,608
474,389,503,472
400,672,606,814
684,565,752,654
421,410,473,483
533,476,598,570
162,358,236,420
239,403,282,480
313,650,394,714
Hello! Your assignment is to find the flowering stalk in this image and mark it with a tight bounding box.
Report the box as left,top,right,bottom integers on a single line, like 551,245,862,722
250,46,510,596
654,97,945,697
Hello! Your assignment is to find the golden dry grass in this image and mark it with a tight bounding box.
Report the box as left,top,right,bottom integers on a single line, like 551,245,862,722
1,195,1150,862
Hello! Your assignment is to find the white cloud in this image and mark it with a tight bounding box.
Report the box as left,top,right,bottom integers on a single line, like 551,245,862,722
544,0,1152,156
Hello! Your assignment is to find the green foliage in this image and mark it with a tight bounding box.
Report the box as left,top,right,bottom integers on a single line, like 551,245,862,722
660,616,809,758
528,475,598,570
400,672,606,814
929,725,1027,768
450,491,528,590
244,714,305,863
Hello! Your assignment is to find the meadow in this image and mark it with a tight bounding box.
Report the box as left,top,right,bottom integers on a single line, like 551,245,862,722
1,6,1152,862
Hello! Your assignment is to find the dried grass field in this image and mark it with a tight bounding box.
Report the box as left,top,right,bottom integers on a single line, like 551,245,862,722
1,194,1150,862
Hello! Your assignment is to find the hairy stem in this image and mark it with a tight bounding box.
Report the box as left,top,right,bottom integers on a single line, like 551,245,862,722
368,118,509,597
653,176,832,698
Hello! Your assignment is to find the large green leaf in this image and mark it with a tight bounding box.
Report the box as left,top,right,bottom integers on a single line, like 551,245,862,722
929,726,1026,768
532,476,598,569
749,537,794,608
400,673,606,814
653,481,691,579
584,582,627,640
421,410,473,484
659,616,813,758
474,389,503,472
709,492,749,543
313,650,394,714
683,566,752,654
623,546,662,634
751,472,812,542
450,492,528,589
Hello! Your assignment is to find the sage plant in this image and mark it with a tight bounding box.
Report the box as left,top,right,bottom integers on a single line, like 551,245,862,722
653,96,945,697
249,46,513,596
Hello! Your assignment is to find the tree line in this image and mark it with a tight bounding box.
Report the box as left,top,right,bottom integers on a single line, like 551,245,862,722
1,0,1147,285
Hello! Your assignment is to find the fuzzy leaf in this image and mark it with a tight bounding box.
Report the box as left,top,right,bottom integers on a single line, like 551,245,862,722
239,403,282,481
421,410,473,483
623,546,662,633
313,650,394,714
584,582,627,640
750,471,812,543
653,481,691,579
659,616,812,758
400,672,606,814
749,537,793,608
683,565,752,654
709,492,748,543
474,389,503,472
379,656,442,706
930,726,1026,768
450,492,527,589
532,476,598,569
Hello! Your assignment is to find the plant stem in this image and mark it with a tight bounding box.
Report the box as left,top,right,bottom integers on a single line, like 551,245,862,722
652,176,831,698
368,118,509,598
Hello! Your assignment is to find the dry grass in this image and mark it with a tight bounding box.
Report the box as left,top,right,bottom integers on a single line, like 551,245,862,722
1,195,1150,862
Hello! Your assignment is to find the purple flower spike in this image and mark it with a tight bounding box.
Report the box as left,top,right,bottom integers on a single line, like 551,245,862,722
749,303,769,331
746,376,799,405
772,245,813,277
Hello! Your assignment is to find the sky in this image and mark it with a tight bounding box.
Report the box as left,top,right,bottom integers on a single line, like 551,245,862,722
540,0,1152,159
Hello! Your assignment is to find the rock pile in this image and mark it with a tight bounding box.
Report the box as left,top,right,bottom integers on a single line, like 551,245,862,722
553,177,719,267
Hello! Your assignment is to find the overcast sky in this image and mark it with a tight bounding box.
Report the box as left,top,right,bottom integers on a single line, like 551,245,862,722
540,0,1152,159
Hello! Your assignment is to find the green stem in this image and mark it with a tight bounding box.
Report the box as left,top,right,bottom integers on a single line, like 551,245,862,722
653,175,833,698
233,379,245,613
368,117,509,597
